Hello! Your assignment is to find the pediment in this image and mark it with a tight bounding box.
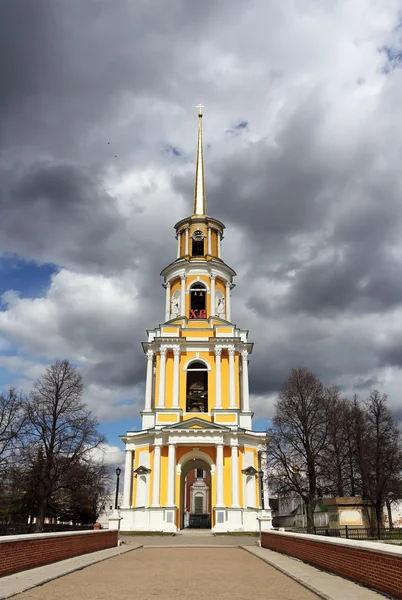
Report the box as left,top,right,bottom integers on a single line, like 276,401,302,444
162,417,229,431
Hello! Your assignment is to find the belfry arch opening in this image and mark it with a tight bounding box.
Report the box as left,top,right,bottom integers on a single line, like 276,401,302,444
186,361,208,412
189,282,206,318
180,458,211,529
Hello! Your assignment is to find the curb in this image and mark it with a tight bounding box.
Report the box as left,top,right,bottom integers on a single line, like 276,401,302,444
1,545,143,599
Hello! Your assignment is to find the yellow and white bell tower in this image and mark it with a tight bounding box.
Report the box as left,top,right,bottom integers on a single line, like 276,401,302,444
117,107,271,533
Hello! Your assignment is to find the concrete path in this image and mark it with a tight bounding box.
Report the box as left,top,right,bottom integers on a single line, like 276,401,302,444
245,546,386,600
0,537,389,600
6,547,320,600
0,545,140,600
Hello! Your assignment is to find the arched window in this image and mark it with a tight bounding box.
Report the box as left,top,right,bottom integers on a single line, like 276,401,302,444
186,361,208,412
190,283,206,318
192,230,205,257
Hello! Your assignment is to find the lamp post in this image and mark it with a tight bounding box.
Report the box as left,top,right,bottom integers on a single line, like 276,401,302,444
114,467,121,511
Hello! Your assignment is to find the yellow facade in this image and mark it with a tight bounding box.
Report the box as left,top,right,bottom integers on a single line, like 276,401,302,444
119,109,269,534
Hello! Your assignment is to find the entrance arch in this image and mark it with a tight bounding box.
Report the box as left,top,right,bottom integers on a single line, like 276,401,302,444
179,452,214,530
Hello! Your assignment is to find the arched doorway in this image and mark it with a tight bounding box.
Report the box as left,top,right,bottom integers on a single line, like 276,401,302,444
180,457,212,530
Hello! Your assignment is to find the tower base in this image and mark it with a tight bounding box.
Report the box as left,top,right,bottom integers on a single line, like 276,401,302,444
119,507,266,533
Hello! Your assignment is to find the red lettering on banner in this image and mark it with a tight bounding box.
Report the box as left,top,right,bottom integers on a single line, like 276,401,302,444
189,309,208,319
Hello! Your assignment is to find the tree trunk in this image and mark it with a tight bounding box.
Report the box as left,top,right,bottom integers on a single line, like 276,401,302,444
35,497,47,532
375,501,383,539
306,500,315,534
385,499,393,529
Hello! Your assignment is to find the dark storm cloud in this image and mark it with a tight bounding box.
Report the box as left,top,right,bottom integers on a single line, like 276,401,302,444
1,0,402,420
0,161,141,272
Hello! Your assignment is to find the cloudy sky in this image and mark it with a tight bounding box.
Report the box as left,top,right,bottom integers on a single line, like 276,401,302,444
1,0,402,466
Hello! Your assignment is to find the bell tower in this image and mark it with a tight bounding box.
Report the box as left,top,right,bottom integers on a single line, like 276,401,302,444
117,108,272,534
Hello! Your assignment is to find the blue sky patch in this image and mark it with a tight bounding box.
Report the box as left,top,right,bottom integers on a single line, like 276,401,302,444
0,256,56,299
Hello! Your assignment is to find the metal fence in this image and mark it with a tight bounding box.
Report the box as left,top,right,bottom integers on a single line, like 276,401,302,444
286,526,402,540
0,523,94,536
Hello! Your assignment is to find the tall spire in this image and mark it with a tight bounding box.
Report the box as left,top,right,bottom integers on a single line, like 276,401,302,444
193,104,206,216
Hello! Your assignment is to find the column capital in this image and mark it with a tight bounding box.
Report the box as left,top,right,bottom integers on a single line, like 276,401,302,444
230,439,239,447
173,345,181,357
241,349,248,360
226,281,231,289
214,346,223,357
228,346,236,357
216,442,224,448
160,345,168,356
210,273,216,281
181,274,186,281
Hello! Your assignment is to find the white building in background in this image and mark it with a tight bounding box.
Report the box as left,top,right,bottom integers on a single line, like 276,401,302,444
97,492,123,529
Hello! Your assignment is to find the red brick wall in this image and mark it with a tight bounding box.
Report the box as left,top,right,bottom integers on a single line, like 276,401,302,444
0,530,118,578
261,531,402,599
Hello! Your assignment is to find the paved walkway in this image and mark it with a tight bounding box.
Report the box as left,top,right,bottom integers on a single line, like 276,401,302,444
0,535,388,600
7,547,320,600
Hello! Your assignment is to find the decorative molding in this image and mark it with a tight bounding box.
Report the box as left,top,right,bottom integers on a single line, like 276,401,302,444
183,356,211,371
134,466,151,475
192,230,205,241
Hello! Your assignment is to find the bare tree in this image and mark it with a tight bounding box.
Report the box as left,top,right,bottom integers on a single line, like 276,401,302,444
268,368,330,533
24,360,106,531
0,388,26,481
353,391,402,538
319,388,353,497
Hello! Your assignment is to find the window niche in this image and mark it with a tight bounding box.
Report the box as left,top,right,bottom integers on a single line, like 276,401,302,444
190,283,207,318
191,230,205,257
186,361,208,412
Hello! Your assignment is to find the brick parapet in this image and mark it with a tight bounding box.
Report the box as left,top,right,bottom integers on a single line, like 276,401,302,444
0,530,117,577
261,530,402,599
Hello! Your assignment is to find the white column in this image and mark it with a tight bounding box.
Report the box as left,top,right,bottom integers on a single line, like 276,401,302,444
217,232,221,258
176,232,181,258
261,451,270,510
228,347,236,408
157,346,167,408
164,282,171,322
208,227,212,254
216,443,224,506
167,443,176,506
214,346,222,409
145,350,154,411
185,228,189,255
241,349,250,412
210,275,216,317
172,346,180,408
180,275,186,317
231,443,240,508
123,450,133,508
152,442,162,507
226,282,231,322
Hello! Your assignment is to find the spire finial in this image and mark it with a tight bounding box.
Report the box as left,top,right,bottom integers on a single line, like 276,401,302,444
193,104,206,216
